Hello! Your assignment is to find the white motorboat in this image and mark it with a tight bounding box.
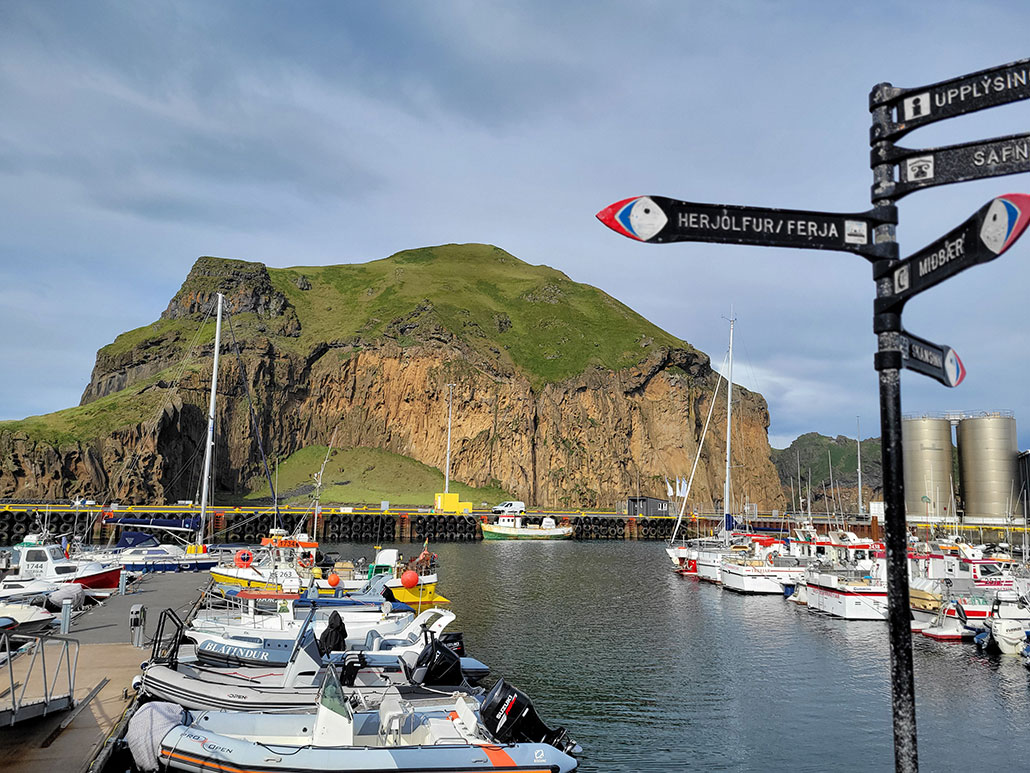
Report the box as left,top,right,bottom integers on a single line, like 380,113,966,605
140,607,487,713
0,602,56,633
0,577,60,603
129,668,578,773
81,530,217,573
189,607,457,669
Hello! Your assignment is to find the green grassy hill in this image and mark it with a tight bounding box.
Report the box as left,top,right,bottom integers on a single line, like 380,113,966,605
239,446,512,507
771,432,882,507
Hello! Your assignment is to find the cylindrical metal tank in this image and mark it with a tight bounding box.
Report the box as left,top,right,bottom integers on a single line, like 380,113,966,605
957,412,1022,522
902,416,954,520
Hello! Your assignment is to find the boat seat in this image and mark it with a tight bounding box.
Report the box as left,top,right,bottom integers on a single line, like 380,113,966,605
419,717,467,745
378,630,421,651
363,629,384,650
451,694,483,741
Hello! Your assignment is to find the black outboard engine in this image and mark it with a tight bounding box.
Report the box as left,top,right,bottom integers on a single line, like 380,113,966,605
438,631,466,657
480,677,577,755
411,639,463,686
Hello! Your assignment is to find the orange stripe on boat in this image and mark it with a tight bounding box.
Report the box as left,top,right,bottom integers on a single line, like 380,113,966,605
482,745,517,766
162,750,263,773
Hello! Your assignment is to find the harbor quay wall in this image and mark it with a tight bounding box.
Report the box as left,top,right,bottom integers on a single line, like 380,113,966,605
0,504,1020,545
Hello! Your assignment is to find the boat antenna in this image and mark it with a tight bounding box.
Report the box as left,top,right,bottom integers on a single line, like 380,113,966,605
856,416,863,517
198,293,223,544
312,427,338,540
722,313,735,539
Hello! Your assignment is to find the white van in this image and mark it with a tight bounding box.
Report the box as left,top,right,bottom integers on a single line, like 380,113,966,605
491,501,526,515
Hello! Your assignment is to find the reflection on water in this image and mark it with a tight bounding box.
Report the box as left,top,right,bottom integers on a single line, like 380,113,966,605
329,540,1030,771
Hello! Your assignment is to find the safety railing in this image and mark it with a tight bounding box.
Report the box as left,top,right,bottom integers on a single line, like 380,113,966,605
0,631,79,725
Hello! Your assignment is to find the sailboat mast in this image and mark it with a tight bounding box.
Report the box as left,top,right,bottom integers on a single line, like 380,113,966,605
723,315,735,533
198,293,223,544
856,417,863,516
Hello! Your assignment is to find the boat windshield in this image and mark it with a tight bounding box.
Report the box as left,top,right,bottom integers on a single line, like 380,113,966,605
319,665,353,720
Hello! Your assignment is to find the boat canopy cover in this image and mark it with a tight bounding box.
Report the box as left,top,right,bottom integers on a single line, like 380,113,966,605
114,531,163,549
105,516,202,532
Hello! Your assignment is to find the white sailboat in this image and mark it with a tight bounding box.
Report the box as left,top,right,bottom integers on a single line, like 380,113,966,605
666,315,750,582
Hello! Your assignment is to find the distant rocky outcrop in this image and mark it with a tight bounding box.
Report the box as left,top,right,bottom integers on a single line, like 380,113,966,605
0,247,787,510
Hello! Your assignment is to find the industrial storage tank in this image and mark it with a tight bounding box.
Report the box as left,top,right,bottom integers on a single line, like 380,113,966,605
901,415,954,520
957,411,1022,523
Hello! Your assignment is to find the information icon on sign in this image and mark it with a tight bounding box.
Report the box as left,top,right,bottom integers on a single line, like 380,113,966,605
902,92,931,121
905,155,935,181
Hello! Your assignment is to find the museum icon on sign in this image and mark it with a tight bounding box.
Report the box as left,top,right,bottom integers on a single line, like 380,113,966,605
905,155,935,181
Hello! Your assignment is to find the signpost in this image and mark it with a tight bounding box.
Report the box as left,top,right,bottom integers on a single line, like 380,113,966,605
872,134,1030,200
597,56,1030,773
596,195,896,258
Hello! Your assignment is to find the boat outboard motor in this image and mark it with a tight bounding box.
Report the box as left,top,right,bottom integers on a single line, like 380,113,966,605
411,639,463,686
480,677,577,755
438,631,466,657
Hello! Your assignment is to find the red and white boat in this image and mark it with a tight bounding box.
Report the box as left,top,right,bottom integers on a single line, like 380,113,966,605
9,542,121,595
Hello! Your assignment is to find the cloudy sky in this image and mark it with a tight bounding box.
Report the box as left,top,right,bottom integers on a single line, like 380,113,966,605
2,1,1030,449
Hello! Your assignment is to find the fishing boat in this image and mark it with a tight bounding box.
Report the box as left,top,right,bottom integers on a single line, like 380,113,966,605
803,531,887,620
7,541,121,595
720,538,809,595
211,540,447,608
129,666,578,773
481,515,573,540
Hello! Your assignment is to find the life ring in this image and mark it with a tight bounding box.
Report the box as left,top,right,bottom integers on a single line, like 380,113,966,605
766,553,776,565
234,549,253,569
298,557,314,569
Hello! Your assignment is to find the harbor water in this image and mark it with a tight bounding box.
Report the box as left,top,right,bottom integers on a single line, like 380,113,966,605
331,539,1030,771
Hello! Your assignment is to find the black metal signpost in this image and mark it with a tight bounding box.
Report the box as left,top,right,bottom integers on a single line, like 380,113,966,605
597,57,1030,773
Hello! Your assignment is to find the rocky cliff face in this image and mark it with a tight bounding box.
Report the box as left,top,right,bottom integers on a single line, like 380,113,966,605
0,253,786,510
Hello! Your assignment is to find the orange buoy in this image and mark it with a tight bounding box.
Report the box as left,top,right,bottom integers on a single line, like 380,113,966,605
327,572,340,587
234,549,253,569
401,570,419,588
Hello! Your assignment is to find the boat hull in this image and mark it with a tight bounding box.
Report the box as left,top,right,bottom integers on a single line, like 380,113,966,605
481,524,573,540
806,575,888,620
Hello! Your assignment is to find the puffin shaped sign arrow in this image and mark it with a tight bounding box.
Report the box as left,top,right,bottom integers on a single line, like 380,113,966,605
596,195,896,259
876,193,1030,311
